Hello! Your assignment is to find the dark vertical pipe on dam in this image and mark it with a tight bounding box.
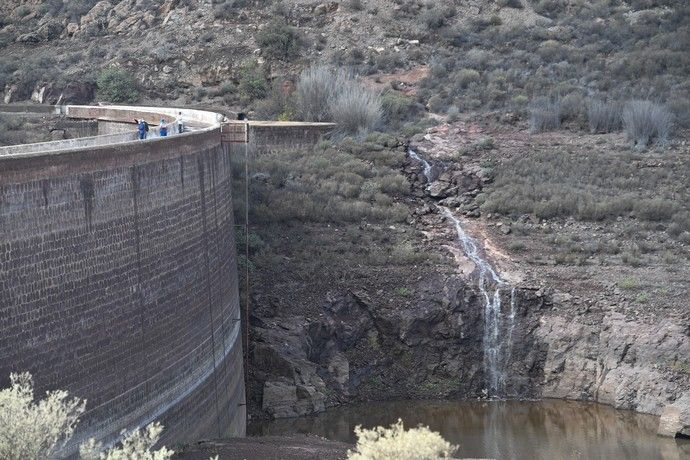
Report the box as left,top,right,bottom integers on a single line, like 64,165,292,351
244,123,250,394
198,154,222,438
131,165,149,397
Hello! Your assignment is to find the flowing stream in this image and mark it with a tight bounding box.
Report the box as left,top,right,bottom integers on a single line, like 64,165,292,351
409,149,514,397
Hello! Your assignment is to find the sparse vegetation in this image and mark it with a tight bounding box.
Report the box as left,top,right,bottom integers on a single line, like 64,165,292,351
618,277,639,290
482,149,689,227
79,423,173,460
233,141,408,225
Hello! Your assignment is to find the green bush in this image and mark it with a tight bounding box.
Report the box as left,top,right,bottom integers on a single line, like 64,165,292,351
238,60,267,101
255,20,301,60
96,68,139,103
381,91,424,126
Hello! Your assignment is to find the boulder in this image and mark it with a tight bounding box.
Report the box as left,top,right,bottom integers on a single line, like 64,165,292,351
658,392,690,438
66,22,80,36
43,82,96,105
428,180,456,198
261,379,327,419
262,380,298,418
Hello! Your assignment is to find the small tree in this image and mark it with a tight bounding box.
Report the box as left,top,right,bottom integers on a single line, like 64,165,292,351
347,419,457,460
0,372,86,460
255,20,301,60
96,68,139,103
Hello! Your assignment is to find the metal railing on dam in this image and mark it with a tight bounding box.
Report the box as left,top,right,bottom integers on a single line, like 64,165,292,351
0,104,249,455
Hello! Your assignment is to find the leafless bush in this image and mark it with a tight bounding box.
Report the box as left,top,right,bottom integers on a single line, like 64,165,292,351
529,98,561,133
331,82,383,135
296,67,382,134
295,66,346,122
587,99,622,133
622,100,673,149
559,93,585,122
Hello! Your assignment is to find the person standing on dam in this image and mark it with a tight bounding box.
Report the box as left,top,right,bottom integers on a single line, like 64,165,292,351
159,118,169,137
137,119,147,140
176,111,185,134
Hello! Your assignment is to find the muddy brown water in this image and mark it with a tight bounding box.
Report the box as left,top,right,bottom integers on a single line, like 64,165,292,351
248,399,690,459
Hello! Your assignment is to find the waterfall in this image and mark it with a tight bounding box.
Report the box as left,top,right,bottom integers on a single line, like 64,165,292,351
409,147,516,397
408,149,433,183
441,207,505,396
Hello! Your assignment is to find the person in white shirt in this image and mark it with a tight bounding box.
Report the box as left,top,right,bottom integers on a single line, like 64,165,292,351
176,111,185,134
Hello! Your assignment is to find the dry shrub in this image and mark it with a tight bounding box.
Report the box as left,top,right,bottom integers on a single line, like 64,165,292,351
0,372,85,460
295,66,346,122
347,419,457,460
79,422,174,460
633,198,677,222
330,81,383,136
587,99,622,133
296,66,382,135
622,100,673,149
529,98,561,133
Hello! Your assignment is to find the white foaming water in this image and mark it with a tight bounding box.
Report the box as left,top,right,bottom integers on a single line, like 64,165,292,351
441,206,505,396
408,149,433,182
409,148,517,397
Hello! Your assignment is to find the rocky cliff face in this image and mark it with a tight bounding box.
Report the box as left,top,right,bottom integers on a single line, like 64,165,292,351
250,280,550,421
539,308,689,416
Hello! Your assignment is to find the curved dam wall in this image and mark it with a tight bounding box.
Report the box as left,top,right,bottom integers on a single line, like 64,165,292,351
0,109,245,453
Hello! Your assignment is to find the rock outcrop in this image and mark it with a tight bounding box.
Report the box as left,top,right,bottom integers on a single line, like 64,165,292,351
658,392,690,438
539,307,689,416
251,282,549,419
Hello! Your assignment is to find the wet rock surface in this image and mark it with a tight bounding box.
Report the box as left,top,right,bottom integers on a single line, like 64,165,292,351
250,279,549,419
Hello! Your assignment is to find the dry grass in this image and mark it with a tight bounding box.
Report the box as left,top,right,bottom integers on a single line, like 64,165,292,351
481,149,689,234
233,142,409,225
622,100,673,149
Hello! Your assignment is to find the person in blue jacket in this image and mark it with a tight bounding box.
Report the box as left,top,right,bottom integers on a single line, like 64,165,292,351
159,119,168,137
137,119,147,139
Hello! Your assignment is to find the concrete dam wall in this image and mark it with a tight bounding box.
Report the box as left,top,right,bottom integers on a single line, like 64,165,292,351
0,106,246,454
